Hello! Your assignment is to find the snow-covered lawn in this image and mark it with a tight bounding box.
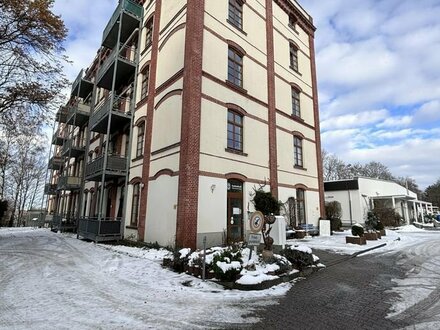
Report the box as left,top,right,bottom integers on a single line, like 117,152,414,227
0,228,288,330
1,225,440,329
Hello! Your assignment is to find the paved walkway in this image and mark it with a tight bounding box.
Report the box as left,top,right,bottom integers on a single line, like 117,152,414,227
249,250,411,330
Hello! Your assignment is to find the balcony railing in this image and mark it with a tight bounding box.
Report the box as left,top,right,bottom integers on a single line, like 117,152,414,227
57,175,81,190
85,154,127,181
71,69,94,98
52,213,77,232
61,138,86,158
78,217,122,242
66,100,91,126
48,155,64,170
55,106,68,123
89,94,132,133
96,44,137,89
44,183,58,195
102,0,143,49
52,128,68,146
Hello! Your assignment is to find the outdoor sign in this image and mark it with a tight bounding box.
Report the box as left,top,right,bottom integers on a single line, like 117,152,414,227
249,211,264,233
247,233,262,246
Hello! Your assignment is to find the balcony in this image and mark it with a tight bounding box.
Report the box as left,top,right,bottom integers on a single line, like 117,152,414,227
57,175,81,191
55,106,68,123
52,128,68,146
89,94,132,134
102,0,143,49
85,154,127,181
61,138,86,158
71,69,93,98
51,213,77,232
66,100,91,127
44,183,58,195
48,155,64,170
78,217,122,242
97,44,137,90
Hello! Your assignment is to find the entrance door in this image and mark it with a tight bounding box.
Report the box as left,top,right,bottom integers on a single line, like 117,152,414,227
227,179,243,243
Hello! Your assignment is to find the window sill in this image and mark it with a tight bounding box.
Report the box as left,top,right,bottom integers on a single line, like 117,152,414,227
136,96,149,110
288,24,300,35
141,44,152,56
291,114,303,122
226,19,247,36
294,165,307,171
289,66,302,76
225,80,248,94
126,225,138,230
225,148,248,157
132,155,144,162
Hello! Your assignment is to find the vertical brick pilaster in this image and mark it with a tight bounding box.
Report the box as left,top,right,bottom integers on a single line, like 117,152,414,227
265,0,279,199
309,34,325,217
138,0,162,241
175,0,205,250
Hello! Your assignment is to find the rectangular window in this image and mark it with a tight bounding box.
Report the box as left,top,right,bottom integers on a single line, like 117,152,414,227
296,189,306,224
140,66,149,100
130,184,140,226
292,88,300,117
136,124,145,157
227,110,243,151
144,18,153,50
290,43,299,71
294,136,303,167
228,0,243,29
289,15,297,28
228,48,243,87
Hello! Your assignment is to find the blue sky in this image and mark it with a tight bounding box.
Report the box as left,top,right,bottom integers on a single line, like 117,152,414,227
53,0,440,189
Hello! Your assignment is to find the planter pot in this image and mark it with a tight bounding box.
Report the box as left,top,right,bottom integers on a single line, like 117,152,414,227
204,271,215,279
346,236,366,245
376,231,382,239
364,232,378,240
162,257,173,268
295,230,306,239
380,229,386,236
188,266,195,275
183,263,189,273
262,249,274,262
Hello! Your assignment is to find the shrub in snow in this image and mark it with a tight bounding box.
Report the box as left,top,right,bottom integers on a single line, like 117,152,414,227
281,245,314,271
212,248,243,281
375,220,384,231
351,223,364,237
365,211,379,231
272,255,292,275
172,248,191,272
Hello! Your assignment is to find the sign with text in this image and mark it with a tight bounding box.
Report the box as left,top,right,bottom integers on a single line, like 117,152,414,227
247,233,262,246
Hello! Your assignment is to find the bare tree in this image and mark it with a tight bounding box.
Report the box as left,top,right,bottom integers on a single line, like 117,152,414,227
0,0,68,126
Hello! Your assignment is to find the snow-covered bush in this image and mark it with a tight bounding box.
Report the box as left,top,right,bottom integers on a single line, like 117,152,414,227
374,220,384,231
281,245,314,271
351,223,364,237
172,248,191,272
212,248,243,281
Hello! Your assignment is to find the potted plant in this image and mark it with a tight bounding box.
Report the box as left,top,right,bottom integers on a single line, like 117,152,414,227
364,211,379,240
252,188,281,260
346,223,366,245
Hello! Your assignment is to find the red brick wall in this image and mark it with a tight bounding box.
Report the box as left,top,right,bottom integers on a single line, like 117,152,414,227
175,0,205,249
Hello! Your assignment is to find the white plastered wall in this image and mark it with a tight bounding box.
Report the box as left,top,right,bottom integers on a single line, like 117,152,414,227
145,174,178,247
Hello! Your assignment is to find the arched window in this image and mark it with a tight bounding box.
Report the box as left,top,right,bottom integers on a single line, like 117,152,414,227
291,87,301,117
136,122,145,157
228,0,244,29
228,47,243,87
294,136,303,167
144,17,154,51
296,189,306,224
227,110,243,151
289,42,299,71
130,183,141,226
140,65,150,100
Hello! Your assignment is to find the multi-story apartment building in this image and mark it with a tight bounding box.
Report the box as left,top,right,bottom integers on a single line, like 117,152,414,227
46,0,324,250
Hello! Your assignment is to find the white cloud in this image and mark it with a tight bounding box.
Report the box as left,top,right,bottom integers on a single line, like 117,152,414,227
302,0,440,188
321,109,388,130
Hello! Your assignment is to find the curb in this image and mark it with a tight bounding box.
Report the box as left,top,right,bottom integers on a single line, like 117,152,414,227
324,243,387,267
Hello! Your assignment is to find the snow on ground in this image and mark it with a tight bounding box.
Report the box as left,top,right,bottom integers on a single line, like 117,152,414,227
0,228,289,330
2,226,440,329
